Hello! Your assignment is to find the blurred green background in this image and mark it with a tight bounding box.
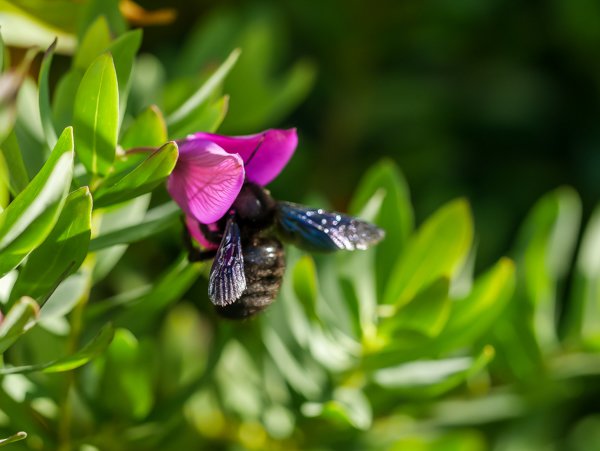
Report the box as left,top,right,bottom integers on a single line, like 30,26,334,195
138,0,600,268
2,0,600,450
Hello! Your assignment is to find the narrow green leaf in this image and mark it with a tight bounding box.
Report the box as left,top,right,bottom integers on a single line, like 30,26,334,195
0,31,4,73
92,195,150,282
0,127,74,278
384,278,451,338
0,131,29,195
11,187,92,301
52,69,82,133
566,204,600,348
0,296,39,354
514,187,581,350
78,0,126,39
350,160,413,299
292,255,319,322
0,153,8,209
94,141,178,207
0,432,27,447
372,346,494,398
383,199,473,307
328,388,373,430
38,39,58,149
89,201,180,252
74,53,119,176
437,258,515,352
120,105,167,149
0,323,114,375
106,29,142,120
74,16,112,71
167,48,240,128
169,94,229,139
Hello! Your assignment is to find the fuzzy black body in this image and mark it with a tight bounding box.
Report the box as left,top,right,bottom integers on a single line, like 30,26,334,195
192,182,385,320
211,183,286,319
215,236,285,319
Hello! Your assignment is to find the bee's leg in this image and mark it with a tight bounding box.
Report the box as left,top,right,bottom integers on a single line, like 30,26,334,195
187,248,217,262
198,222,223,245
181,217,218,262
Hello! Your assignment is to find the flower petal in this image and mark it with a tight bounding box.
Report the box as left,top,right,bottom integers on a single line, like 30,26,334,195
185,215,220,250
167,139,244,223
190,128,298,186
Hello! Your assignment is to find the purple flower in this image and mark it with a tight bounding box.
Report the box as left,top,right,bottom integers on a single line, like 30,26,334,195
167,129,298,246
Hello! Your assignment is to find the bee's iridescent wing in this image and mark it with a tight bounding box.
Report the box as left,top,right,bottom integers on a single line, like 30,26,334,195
276,202,385,252
208,216,246,306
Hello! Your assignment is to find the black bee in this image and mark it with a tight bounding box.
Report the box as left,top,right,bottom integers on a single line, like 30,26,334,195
186,182,384,319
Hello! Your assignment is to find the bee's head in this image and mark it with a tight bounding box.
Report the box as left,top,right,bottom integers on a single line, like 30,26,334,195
233,182,276,225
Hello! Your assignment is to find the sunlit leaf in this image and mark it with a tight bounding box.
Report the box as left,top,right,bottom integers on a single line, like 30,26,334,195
350,160,413,299
0,323,114,374
93,141,178,207
0,296,38,354
74,16,112,71
38,39,58,149
89,201,180,252
120,104,167,149
0,432,27,447
10,187,92,302
384,278,451,339
0,127,74,278
73,53,119,176
383,199,473,308
167,48,240,130
292,255,319,323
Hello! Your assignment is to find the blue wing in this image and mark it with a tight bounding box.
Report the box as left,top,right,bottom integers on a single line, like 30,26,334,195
276,202,385,252
208,216,246,306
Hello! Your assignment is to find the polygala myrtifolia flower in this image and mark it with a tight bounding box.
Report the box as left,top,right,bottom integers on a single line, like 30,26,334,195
167,128,298,248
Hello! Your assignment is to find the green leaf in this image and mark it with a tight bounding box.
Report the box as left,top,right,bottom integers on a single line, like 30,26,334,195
566,204,600,348
0,323,114,375
384,278,451,339
0,296,39,354
92,195,150,282
372,346,494,398
0,131,29,195
515,187,581,349
112,256,202,332
292,255,319,323
0,432,27,447
167,48,240,129
89,201,180,252
106,29,142,120
437,258,515,352
303,388,372,430
0,154,7,210
52,69,82,133
350,160,413,299
120,105,167,149
96,329,154,419
94,141,178,207
78,0,126,39
10,187,92,301
0,127,74,278
73,53,119,176
383,199,473,307
169,94,229,139
73,16,112,71
38,39,58,149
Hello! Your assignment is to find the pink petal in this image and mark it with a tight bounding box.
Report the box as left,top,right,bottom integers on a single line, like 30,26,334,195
185,216,220,250
190,128,298,186
167,140,244,224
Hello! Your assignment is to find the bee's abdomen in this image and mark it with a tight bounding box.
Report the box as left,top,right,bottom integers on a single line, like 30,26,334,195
215,237,285,319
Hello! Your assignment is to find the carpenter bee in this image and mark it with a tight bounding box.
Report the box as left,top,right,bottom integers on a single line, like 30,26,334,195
186,182,384,319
